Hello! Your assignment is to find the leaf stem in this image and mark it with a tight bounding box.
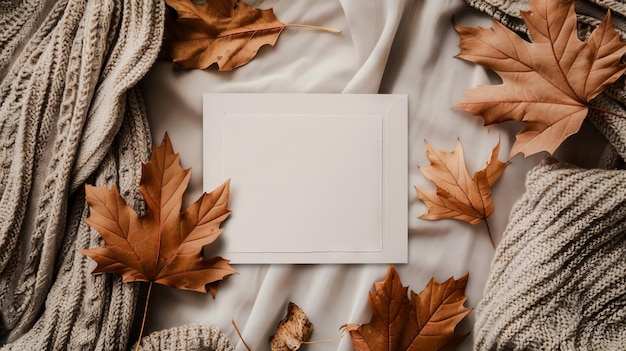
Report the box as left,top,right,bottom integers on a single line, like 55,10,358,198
301,329,346,344
285,23,342,33
231,320,252,351
588,104,626,119
135,282,153,351
484,218,496,249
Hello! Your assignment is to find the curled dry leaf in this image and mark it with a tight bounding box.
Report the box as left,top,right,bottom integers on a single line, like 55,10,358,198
164,0,283,71
80,133,236,294
345,265,471,351
270,302,313,351
455,0,626,158
164,0,339,71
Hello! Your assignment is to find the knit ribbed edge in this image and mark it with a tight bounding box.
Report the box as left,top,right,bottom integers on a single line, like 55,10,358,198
474,159,626,350
133,325,234,351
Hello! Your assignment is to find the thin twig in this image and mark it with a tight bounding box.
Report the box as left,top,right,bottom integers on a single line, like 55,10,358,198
231,320,252,351
135,282,153,351
285,23,342,33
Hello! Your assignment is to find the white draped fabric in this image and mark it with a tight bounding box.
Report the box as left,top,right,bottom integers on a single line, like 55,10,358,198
140,0,572,349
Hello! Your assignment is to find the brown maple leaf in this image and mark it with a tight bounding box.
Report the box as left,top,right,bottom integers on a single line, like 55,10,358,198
163,0,339,71
80,133,236,294
415,140,508,247
345,265,471,351
454,0,626,158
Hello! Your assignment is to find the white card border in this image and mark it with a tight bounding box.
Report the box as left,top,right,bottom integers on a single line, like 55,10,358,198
203,93,407,264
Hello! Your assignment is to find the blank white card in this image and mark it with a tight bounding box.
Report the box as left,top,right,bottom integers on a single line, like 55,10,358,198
203,94,407,264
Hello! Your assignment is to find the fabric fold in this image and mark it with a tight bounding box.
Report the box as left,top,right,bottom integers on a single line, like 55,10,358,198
339,0,407,93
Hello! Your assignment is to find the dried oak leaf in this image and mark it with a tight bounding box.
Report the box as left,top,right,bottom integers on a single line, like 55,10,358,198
454,0,626,158
270,302,313,351
416,139,508,226
164,0,287,71
345,265,471,351
80,133,236,294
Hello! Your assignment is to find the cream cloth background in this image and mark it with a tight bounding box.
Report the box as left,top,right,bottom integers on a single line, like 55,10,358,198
139,0,599,349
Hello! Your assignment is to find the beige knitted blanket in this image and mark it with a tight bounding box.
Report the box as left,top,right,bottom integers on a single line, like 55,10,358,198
0,1,232,350
465,0,626,350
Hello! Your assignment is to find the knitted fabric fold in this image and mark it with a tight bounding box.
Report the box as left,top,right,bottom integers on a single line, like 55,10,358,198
464,0,626,349
134,325,234,351
476,158,626,350
0,1,163,349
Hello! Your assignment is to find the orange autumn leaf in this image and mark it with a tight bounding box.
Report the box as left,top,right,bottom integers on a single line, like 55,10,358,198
454,0,626,158
80,133,236,294
164,0,283,71
345,265,471,351
416,139,508,226
163,0,339,71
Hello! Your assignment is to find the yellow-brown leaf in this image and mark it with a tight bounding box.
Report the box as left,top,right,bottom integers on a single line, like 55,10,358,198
269,302,313,351
416,140,508,225
454,0,626,158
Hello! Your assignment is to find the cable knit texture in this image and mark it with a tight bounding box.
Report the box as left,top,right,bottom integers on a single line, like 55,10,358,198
0,1,234,350
465,0,626,350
